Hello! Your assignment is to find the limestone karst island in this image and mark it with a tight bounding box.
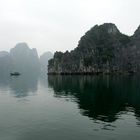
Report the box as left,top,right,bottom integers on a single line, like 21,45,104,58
48,23,140,75
1,0,140,140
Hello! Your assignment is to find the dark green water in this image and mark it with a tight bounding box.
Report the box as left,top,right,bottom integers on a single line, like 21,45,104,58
0,74,140,140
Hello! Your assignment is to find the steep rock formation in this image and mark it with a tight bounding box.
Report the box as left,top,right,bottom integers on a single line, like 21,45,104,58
10,43,40,74
48,23,140,74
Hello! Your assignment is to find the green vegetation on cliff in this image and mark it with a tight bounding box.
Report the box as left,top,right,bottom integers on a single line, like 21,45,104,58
48,23,140,74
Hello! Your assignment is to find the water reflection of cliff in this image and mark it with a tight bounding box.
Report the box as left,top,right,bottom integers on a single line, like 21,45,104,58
48,75,140,122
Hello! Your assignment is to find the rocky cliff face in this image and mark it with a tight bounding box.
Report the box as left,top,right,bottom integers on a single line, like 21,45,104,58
48,23,140,74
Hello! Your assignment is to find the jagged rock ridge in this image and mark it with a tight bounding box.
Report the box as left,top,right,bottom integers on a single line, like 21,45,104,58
48,23,140,74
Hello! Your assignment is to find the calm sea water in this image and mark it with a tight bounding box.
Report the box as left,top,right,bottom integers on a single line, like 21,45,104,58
0,74,140,140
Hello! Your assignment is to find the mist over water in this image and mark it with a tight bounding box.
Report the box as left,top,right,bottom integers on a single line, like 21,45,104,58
0,0,140,139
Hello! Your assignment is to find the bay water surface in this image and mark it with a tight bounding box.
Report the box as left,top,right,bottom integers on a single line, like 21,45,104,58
0,74,140,140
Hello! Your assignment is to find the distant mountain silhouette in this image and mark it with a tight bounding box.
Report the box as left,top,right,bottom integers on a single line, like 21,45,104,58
10,43,40,74
0,43,53,75
0,43,40,75
0,51,12,75
40,52,53,73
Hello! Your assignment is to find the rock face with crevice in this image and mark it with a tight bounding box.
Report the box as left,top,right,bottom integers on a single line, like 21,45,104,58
48,23,140,75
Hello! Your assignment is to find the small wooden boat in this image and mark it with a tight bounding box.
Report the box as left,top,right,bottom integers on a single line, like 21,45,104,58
10,72,21,76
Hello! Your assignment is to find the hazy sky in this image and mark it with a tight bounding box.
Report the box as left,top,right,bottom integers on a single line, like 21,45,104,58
0,0,140,55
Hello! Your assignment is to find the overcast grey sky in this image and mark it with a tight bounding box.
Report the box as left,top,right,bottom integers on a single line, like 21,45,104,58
0,0,140,55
